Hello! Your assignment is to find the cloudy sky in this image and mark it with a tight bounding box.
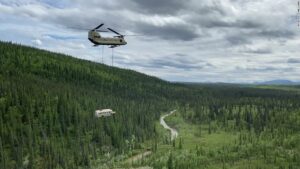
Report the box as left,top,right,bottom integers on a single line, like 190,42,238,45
1,0,300,83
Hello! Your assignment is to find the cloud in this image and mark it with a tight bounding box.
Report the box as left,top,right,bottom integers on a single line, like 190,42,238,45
43,34,79,40
287,58,300,64
147,58,208,70
115,53,212,70
256,30,296,39
130,0,189,15
235,66,294,73
134,22,199,41
32,39,42,46
226,35,251,45
240,47,272,54
201,19,262,29
0,0,300,83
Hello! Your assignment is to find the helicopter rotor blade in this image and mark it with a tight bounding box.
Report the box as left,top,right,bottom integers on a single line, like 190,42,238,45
95,30,108,32
107,28,122,36
123,35,143,36
93,23,104,30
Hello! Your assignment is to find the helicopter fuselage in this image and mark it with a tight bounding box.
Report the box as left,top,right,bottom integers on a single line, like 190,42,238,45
88,30,127,46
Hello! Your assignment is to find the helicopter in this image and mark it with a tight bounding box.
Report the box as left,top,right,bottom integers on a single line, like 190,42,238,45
88,23,128,48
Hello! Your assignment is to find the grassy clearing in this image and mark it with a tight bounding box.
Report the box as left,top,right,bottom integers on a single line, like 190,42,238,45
164,111,238,150
110,109,299,169
137,111,299,169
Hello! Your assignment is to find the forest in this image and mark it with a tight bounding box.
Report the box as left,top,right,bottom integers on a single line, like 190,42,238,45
142,86,300,169
0,41,299,169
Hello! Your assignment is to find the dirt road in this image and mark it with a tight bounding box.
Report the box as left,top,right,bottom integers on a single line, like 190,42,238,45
160,110,178,141
121,110,178,168
125,151,152,164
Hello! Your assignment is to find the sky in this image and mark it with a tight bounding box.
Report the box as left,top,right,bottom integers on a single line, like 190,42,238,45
0,0,300,83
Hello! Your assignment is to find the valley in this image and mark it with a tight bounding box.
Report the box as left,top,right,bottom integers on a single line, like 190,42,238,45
0,42,299,169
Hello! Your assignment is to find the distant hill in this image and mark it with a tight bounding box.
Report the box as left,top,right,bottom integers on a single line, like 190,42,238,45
256,79,300,85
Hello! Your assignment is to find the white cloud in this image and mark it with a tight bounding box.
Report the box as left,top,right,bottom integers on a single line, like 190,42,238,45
32,39,42,46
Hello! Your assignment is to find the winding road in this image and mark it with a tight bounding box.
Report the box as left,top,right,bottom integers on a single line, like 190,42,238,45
123,110,178,166
160,110,178,141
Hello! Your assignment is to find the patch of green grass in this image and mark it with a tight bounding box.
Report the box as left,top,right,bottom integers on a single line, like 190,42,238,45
164,111,237,150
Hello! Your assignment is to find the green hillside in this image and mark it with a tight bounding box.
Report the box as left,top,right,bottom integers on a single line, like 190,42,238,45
0,41,191,169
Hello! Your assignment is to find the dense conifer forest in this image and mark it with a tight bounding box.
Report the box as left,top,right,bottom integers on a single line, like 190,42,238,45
0,41,299,169
0,41,189,168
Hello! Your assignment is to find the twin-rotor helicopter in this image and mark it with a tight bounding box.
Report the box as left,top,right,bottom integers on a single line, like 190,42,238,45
88,23,138,48
80,23,142,65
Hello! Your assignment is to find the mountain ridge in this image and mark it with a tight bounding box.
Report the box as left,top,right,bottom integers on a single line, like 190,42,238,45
255,79,300,85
